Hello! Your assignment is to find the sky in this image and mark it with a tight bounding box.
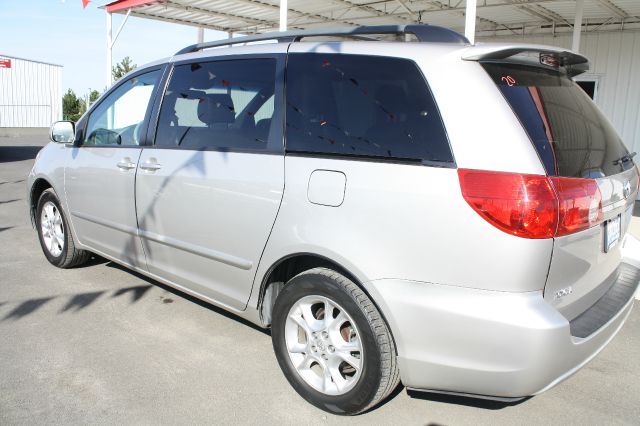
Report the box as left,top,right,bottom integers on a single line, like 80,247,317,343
0,0,227,96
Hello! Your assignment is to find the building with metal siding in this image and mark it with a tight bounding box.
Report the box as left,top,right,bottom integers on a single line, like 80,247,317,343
0,54,63,134
480,31,640,155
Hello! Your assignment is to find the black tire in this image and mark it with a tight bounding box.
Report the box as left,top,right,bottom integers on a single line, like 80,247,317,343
36,189,90,268
271,267,400,415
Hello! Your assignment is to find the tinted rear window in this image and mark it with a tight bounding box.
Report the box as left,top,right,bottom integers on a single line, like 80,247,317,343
483,63,631,178
285,54,453,164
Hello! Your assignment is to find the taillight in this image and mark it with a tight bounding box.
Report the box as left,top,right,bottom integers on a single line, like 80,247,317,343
458,170,558,238
552,177,602,236
458,169,603,239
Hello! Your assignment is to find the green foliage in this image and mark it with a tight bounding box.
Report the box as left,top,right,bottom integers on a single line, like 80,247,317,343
112,56,137,81
89,89,100,103
62,89,85,122
62,88,104,122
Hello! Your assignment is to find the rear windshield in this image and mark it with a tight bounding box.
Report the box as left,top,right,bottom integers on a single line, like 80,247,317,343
482,63,632,178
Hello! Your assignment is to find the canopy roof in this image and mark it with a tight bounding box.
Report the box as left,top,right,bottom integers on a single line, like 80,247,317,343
103,0,640,37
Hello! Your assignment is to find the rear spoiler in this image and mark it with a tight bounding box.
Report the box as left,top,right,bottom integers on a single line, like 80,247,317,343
462,43,589,77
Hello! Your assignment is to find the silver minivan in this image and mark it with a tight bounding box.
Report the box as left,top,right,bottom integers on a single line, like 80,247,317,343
28,25,640,415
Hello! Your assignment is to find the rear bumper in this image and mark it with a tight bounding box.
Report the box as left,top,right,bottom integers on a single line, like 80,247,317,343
365,260,640,398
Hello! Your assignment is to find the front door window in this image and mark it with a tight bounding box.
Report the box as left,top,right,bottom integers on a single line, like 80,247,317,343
84,70,160,146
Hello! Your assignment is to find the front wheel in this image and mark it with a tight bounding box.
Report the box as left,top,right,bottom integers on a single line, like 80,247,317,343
36,189,90,268
271,267,400,415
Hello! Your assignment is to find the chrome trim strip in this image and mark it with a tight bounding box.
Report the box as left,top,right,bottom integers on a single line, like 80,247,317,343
72,211,253,271
138,228,253,271
71,211,138,235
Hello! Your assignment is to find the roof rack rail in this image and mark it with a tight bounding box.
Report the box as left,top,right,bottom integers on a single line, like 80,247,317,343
175,24,469,56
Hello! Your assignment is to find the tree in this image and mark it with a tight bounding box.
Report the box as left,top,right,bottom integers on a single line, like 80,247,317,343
85,88,101,109
89,89,100,103
62,89,86,122
112,56,137,81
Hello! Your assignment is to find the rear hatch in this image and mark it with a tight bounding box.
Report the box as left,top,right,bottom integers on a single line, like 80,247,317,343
479,52,639,325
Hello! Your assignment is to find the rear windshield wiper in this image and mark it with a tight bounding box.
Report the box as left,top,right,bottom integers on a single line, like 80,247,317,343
613,152,636,165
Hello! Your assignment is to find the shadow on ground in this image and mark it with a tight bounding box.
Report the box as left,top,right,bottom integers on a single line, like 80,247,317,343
406,389,529,411
104,260,270,335
0,146,42,163
0,283,154,321
0,254,268,335
75,255,109,268
359,386,527,415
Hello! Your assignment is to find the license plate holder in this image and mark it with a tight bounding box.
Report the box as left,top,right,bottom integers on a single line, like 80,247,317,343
604,214,621,253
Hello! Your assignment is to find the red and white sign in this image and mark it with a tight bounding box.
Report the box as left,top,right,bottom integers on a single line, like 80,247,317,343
0,58,11,68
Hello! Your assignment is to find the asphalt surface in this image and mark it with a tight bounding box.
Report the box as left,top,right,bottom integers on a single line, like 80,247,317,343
1,135,639,425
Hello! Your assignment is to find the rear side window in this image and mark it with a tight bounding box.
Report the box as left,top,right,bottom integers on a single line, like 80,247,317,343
483,63,631,178
155,59,277,151
285,54,453,164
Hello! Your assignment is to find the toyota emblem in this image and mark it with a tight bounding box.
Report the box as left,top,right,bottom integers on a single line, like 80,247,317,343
623,180,631,198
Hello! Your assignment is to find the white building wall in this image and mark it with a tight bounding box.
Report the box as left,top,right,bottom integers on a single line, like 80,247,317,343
480,31,640,154
0,55,63,128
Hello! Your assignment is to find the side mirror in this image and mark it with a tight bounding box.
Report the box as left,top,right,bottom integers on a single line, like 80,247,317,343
50,121,75,144
88,128,121,146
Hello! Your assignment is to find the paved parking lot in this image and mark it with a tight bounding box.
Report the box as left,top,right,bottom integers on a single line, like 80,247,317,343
1,136,639,425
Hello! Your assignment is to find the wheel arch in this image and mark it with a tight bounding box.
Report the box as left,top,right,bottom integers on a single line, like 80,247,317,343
257,252,398,355
29,178,54,227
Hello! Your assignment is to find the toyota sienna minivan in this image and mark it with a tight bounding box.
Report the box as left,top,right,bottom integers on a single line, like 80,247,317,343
28,25,640,414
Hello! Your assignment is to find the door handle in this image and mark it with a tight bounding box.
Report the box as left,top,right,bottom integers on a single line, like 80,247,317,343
139,161,162,171
116,159,136,170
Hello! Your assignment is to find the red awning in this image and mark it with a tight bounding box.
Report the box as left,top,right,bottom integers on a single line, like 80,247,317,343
105,0,160,14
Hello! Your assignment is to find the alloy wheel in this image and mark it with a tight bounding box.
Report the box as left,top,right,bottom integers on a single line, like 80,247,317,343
284,295,364,396
40,201,64,257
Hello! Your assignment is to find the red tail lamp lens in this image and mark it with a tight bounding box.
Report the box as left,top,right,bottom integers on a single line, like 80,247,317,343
458,169,603,239
552,177,603,236
458,170,558,238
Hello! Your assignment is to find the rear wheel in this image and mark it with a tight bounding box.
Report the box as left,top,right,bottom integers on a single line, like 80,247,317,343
271,267,400,415
36,189,90,268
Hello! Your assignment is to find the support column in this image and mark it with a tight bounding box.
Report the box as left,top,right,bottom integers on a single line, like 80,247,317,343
572,0,585,52
107,9,131,86
197,27,204,44
106,12,112,87
465,0,477,44
280,0,288,32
